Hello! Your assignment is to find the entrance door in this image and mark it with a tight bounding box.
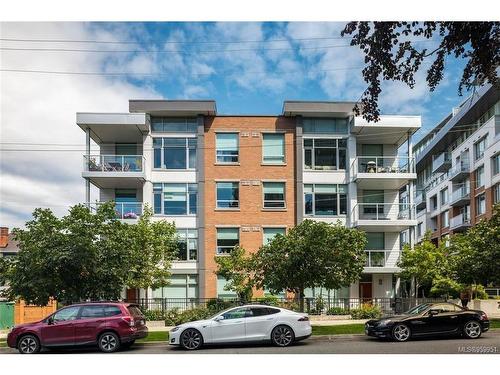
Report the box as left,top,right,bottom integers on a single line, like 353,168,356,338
359,274,373,304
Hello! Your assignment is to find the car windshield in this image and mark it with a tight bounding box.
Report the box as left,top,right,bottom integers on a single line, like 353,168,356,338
405,303,432,315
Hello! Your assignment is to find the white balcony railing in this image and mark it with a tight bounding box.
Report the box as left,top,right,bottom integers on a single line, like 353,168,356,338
364,250,400,268
352,156,415,176
450,213,470,228
88,202,143,220
83,155,144,173
352,203,416,222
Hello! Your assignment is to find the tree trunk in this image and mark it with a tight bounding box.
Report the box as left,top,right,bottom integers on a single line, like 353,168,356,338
299,287,305,313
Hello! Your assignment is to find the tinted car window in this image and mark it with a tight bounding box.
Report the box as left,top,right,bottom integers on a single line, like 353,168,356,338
431,303,462,313
250,307,270,316
80,305,106,318
127,305,144,317
267,307,280,315
104,306,122,317
53,306,80,322
223,307,248,320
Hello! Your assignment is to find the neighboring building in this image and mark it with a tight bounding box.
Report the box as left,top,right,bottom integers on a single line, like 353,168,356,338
413,84,500,245
77,100,420,300
0,227,20,258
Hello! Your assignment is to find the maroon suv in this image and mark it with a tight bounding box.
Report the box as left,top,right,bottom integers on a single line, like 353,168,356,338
7,302,148,354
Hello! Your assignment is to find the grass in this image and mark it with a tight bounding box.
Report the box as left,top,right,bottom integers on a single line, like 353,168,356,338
0,340,6,348
312,324,365,336
137,331,169,343
490,319,500,329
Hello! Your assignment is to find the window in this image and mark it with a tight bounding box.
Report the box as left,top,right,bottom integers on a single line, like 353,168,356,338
362,190,384,215
304,138,347,170
303,118,348,133
495,184,500,204
263,182,286,209
492,154,500,176
222,307,249,320
152,275,198,299
153,137,196,169
217,275,237,298
80,305,106,319
366,233,385,250
103,306,122,317
262,133,285,164
176,229,198,261
52,306,80,322
153,183,197,215
304,184,348,216
476,194,486,215
249,307,280,316
430,195,438,211
216,133,239,163
474,136,487,160
417,222,423,237
441,210,449,228
475,165,484,188
151,117,198,132
216,228,239,255
263,227,286,245
216,182,239,208
440,187,448,205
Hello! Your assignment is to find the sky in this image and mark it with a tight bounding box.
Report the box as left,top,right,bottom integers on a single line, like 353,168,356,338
0,22,472,228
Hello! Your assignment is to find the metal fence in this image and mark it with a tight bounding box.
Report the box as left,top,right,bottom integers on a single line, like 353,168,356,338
124,297,447,315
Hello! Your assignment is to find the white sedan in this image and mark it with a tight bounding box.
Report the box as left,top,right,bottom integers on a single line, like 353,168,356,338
169,304,312,350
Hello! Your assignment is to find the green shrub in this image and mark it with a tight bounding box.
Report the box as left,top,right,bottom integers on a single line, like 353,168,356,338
254,295,280,306
206,298,236,314
349,304,382,319
165,307,212,326
326,307,349,315
164,308,181,326
143,309,166,321
278,300,299,312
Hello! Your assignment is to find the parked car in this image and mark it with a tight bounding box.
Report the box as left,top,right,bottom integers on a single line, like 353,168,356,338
7,302,148,354
365,302,490,342
169,304,312,350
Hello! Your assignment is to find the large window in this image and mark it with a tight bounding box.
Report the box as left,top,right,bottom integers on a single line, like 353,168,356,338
304,138,347,170
440,187,448,205
152,275,198,299
304,184,347,216
216,182,239,208
262,227,286,245
475,165,484,188
366,232,385,250
153,137,196,169
303,118,348,133
263,182,286,209
476,194,486,215
216,228,239,255
151,117,198,133
474,136,487,160
176,229,198,261
153,183,197,215
216,133,239,163
362,190,384,215
262,133,285,164
494,184,500,204
441,210,449,228
492,153,500,176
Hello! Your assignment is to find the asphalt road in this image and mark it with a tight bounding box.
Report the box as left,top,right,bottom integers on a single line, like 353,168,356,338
1,330,499,354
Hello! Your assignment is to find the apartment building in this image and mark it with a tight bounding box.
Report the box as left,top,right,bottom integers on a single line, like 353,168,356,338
77,100,420,300
413,84,500,245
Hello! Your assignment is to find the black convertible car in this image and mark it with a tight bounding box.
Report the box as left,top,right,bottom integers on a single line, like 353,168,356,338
365,302,490,342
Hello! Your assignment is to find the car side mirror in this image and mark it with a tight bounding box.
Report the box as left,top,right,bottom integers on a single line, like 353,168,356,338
47,317,54,325
428,309,439,316
214,315,225,322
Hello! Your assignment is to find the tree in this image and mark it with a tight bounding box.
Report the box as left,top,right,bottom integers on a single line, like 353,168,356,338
451,204,500,287
253,220,367,312
398,232,452,299
214,246,254,302
1,203,177,305
429,277,462,299
341,22,499,122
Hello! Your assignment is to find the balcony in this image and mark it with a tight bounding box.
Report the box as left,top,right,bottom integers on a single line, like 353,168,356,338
450,213,471,232
364,250,400,273
88,202,143,221
449,162,470,182
82,155,146,188
351,156,416,189
432,152,451,173
351,203,417,232
450,185,470,207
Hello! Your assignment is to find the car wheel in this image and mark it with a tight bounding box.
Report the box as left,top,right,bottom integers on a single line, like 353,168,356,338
463,320,482,339
392,324,411,342
98,332,121,353
180,328,203,350
18,334,41,354
271,325,295,347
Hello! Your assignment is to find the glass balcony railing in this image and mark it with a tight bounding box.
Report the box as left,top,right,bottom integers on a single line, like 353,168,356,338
364,250,398,268
450,185,470,204
352,156,415,176
353,203,416,221
83,155,144,173
432,152,451,173
450,213,471,229
88,202,143,220
448,162,470,181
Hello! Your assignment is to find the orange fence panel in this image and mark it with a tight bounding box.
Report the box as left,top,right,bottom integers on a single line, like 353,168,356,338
14,299,57,324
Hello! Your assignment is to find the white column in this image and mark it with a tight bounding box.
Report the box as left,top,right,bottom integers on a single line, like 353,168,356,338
85,128,91,203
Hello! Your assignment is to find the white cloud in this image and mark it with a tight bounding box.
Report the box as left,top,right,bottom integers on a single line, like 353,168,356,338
0,22,161,228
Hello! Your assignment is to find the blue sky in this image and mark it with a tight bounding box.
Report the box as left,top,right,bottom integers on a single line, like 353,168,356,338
0,22,472,227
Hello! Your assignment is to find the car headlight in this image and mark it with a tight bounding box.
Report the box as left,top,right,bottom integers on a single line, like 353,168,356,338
170,326,180,332
378,319,392,327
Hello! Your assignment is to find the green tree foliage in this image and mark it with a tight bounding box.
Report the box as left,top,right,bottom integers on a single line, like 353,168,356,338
0,203,177,305
253,220,367,311
214,245,254,302
430,277,462,299
342,22,499,122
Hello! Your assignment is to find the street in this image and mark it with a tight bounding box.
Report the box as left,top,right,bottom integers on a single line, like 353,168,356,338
1,331,499,354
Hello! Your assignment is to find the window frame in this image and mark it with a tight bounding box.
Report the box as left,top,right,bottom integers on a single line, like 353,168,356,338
153,183,197,216
216,181,240,209
216,227,240,256
475,165,485,189
304,184,348,217
215,132,239,164
476,193,486,216
152,136,197,170
303,138,347,171
176,228,198,261
262,227,286,245
494,184,500,204
474,136,487,161
150,117,198,133
440,187,449,205
262,132,286,165
492,153,500,176
441,210,449,228
262,181,286,209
